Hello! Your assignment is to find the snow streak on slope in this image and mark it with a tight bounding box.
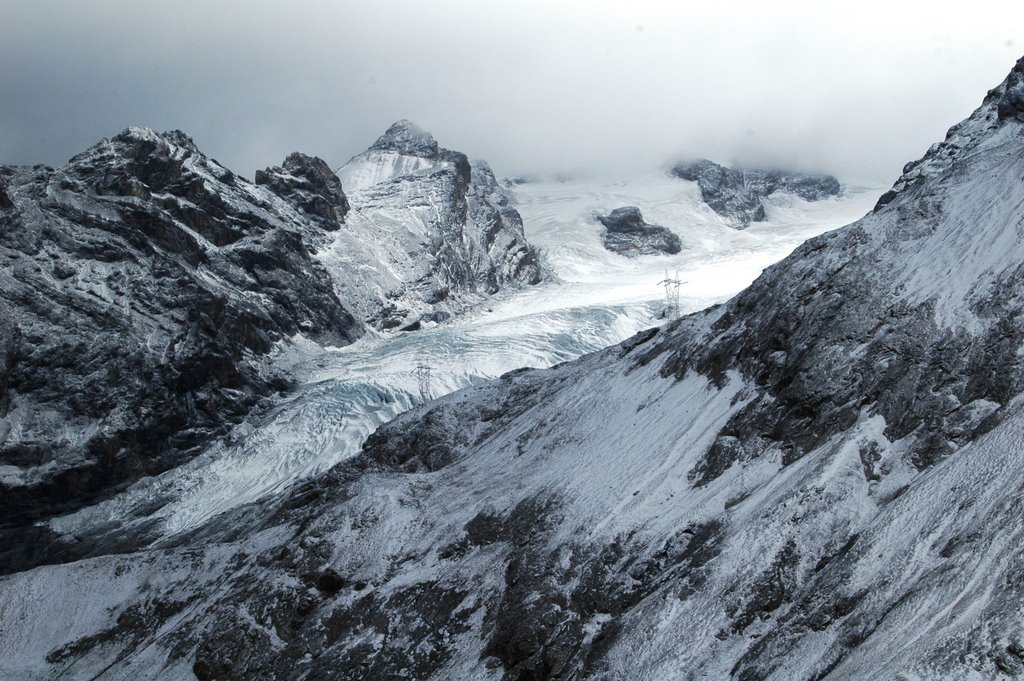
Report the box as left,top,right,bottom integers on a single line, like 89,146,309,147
43,175,880,550
336,149,434,193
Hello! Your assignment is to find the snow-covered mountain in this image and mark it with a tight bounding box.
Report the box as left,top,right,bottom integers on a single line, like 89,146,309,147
0,128,363,555
0,124,544,572
0,158,872,579
328,120,542,330
4,54,1023,680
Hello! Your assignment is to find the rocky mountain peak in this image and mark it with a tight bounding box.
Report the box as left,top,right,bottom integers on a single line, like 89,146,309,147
64,125,238,213
113,125,197,149
369,119,440,158
331,121,542,329
255,151,350,228
105,127,203,163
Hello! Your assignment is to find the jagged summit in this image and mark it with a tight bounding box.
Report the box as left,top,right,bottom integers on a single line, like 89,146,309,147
63,126,243,216
74,127,205,166
368,119,440,158
113,126,199,150
336,120,443,193
255,151,350,228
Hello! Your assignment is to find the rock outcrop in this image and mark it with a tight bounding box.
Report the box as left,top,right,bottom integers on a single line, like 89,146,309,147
0,128,362,551
596,206,682,257
671,158,841,227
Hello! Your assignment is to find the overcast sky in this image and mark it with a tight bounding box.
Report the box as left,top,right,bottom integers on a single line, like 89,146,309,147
2,0,1023,184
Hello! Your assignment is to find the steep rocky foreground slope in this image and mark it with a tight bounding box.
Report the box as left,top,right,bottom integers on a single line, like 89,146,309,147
3,59,1024,680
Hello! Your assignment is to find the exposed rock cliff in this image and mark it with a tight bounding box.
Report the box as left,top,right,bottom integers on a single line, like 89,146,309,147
255,152,351,228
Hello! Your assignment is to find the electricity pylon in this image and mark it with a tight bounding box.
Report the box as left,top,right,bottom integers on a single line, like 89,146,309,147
414,361,432,402
659,269,683,320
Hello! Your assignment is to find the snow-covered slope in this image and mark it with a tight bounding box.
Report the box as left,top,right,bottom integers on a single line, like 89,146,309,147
6,53,1023,679
326,120,541,330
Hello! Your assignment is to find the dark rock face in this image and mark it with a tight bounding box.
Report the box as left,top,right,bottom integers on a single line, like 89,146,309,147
466,160,543,290
596,206,682,257
671,159,841,227
0,127,362,557
255,152,350,228
0,172,13,209
996,56,1024,122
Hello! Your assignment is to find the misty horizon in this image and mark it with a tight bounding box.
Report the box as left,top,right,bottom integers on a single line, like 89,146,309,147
3,1,1024,185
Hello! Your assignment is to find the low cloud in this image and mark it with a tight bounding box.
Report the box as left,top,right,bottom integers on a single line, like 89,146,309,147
2,0,1023,185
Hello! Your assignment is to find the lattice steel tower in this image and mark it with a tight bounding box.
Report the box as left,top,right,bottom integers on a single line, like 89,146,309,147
414,362,432,402
659,269,683,320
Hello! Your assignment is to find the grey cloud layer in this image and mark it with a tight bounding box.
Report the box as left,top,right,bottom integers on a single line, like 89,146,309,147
2,0,1023,184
